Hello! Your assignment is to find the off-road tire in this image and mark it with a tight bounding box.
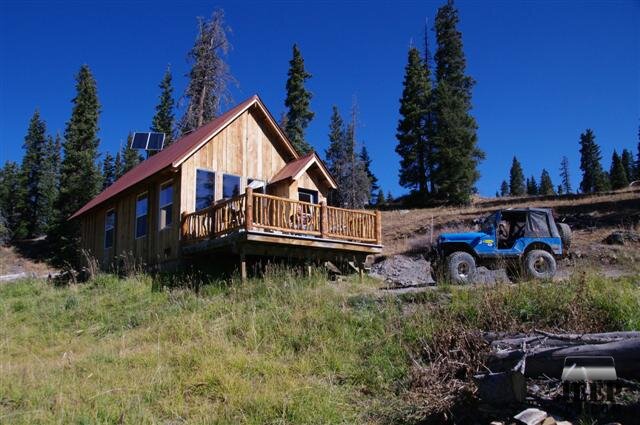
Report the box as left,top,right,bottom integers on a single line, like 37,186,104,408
523,249,557,280
557,222,572,252
447,251,476,284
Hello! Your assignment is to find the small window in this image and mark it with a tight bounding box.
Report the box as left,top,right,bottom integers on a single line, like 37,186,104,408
159,181,173,229
196,170,215,210
223,174,241,199
247,178,265,194
298,188,318,204
135,193,148,238
105,209,115,249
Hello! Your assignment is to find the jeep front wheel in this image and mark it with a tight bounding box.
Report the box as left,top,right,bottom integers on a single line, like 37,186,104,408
523,249,557,280
447,251,476,284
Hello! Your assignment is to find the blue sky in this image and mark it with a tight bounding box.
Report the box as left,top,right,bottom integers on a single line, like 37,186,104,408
1,0,638,197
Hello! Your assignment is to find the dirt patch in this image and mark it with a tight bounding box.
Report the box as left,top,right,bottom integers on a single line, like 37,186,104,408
0,244,57,278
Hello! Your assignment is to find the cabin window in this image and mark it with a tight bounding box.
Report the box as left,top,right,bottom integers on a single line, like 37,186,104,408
222,174,241,199
196,170,215,210
104,209,115,249
159,181,173,229
135,193,148,238
298,188,318,204
247,178,265,194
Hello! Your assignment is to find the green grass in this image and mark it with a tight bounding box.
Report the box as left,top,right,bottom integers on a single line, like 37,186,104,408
1,270,638,424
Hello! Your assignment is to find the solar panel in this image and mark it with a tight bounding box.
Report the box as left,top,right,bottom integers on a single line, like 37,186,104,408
131,132,149,149
147,132,165,151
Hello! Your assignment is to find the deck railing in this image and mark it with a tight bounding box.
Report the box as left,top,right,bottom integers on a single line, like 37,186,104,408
181,188,382,245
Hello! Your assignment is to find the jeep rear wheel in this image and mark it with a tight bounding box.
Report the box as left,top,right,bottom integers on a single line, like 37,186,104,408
523,249,557,280
447,252,476,284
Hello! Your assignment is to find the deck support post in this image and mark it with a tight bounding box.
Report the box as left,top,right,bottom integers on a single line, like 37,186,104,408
240,251,247,281
320,200,328,238
245,187,253,231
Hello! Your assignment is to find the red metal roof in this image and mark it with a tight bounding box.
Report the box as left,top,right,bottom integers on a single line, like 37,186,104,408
70,95,261,220
270,152,316,183
270,151,337,188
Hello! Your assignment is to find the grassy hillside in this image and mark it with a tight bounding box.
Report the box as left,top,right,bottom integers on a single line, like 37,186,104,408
2,270,639,424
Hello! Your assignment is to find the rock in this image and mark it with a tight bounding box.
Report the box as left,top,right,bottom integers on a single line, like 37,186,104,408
541,417,556,425
474,371,526,403
472,266,511,284
514,408,548,425
369,254,433,287
603,230,640,245
555,422,572,425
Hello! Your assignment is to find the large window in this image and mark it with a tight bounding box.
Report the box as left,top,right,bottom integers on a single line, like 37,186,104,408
196,170,215,210
135,193,148,238
104,209,115,249
298,188,318,204
222,174,241,199
159,181,173,229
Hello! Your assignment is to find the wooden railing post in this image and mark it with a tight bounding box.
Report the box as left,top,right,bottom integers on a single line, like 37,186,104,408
375,210,382,245
245,188,253,231
320,200,328,238
181,211,188,240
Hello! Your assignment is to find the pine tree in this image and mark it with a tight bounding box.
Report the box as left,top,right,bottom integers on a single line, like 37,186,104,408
151,66,175,146
41,134,61,231
284,44,314,154
180,9,233,134
620,149,633,184
359,145,379,204
579,129,607,193
340,104,371,209
526,176,538,196
500,180,509,197
559,155,572,194
609,150,628,189
557,184,563,195
0,162,24,240
325,106,346,206
50,65,102,265
636,127,640,180
509,156,525,196
375,189,386,205
102,153,116,189
114,151,124,178
122,133,143,174
387,191,394,202
396,47,430,199
19,109,55,237
430,0,484,204
539,169,555,195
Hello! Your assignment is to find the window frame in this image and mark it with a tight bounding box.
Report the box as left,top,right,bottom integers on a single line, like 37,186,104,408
158,180,174,231
222,173,242,199
195,168,216,211
104,208,116,249
135,192,148,239
298,188,318,204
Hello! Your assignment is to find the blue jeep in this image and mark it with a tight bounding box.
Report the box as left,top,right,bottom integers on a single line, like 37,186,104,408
432,208,571,283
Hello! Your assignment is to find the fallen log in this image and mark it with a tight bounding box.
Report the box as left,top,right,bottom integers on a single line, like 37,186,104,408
487,337,640,380
488,331,640,350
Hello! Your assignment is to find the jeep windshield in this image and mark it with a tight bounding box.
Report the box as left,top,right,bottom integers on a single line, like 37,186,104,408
480,212,497,235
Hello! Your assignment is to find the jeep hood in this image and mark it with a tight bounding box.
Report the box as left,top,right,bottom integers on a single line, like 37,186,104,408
439,232,487,242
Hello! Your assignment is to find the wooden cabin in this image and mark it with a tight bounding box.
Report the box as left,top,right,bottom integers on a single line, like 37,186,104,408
70,95,382,277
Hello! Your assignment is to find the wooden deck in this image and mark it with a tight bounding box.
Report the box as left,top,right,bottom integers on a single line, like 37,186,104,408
180,188,382,266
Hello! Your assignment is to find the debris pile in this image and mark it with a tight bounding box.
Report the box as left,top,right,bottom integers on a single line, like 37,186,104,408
369,254,433,287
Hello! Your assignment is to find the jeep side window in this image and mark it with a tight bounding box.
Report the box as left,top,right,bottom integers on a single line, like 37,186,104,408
481,213,497,235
